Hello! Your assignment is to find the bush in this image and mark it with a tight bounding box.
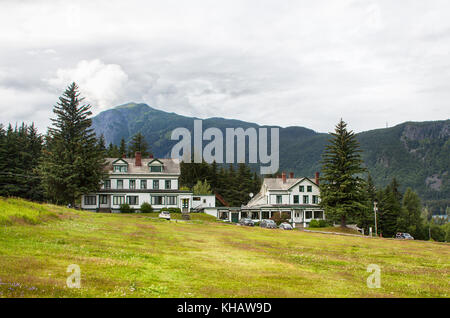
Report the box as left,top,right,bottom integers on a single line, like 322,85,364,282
270,212,290,225
318,219,327,227
168,207,181,213
309,220,320,228
119,203,132,213
140,202,153,213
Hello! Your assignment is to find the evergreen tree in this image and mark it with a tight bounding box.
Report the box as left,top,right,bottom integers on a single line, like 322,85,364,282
397,188,423,238
192,179,212,195
128,132,150,157
39,82,106,205
319,119,367,227
119,138,127,157
378,185,401,237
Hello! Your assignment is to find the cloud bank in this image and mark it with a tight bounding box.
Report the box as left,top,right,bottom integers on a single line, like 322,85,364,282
0,0,449,133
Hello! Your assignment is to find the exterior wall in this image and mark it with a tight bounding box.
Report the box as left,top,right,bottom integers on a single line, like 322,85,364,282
191,195,216,209
288,179,320,204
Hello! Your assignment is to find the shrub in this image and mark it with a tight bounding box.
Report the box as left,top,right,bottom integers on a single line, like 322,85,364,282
140,202,153,213
270,212,290,225
119,204,132,213
309,219,320,228
318,219,327,227
168,207,181,213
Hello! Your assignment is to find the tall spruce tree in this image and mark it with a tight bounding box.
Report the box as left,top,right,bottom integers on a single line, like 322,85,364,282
39,82,106,205
128,132,150,157
397,188,423,238
319,119,367,227
119,138,127,157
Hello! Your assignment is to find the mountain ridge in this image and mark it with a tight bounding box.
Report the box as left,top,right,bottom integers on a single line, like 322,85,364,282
91,102,449,208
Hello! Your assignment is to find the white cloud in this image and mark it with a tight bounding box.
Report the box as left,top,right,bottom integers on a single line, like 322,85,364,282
45,59,129,111
0,0,450,133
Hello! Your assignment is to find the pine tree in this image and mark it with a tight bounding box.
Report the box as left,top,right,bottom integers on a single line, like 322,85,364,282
319,119,367,227
39,82,106,205
128,132,150,157
192,179,212,195
397,188,423,238
119,138,127,157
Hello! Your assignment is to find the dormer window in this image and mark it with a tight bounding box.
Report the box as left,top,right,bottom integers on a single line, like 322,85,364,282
150,166,162,173
114,165,128,173
148,159,164,173
112,159,129,173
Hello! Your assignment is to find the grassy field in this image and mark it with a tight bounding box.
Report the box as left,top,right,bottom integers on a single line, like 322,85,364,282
0,197,449,298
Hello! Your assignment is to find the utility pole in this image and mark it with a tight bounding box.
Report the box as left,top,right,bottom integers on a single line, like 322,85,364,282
374,199,378,237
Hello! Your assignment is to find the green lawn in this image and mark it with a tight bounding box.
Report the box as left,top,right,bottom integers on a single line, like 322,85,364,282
0,197,449,298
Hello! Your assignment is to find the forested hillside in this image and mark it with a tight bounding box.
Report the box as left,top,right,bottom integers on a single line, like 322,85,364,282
92,103,449,211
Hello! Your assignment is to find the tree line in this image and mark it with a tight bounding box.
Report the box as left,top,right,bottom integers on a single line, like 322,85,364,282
319,119,448,241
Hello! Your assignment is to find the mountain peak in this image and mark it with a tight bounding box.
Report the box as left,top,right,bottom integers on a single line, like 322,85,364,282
115,102,152,110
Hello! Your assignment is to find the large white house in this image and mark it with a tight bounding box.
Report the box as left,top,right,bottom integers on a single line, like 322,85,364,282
81,152,215,212
211,172,325,228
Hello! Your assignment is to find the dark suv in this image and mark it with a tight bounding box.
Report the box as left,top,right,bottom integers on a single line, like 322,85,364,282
260,219,277,229
238,218,255,226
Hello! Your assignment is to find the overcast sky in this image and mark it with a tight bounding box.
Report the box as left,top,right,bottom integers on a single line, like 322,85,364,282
1,0,449,133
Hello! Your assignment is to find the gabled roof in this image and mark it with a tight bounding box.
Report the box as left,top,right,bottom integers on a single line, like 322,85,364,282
147,158,164,165
264,177,318,191
112,158,128,165
105,158,180,175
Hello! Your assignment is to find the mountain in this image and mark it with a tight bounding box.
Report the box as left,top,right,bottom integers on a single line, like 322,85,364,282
91,102,449,209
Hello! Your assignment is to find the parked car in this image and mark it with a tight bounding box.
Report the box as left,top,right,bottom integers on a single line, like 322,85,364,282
279,222,293,230
238,218,255,226
260,219,277,229
395,232,414,240
159,211,171,220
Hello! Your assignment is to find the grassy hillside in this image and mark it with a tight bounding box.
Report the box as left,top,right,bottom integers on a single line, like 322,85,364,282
1,198,448,298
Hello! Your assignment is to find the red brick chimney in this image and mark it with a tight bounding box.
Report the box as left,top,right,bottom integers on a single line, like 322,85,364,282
282,172,286,184
315,172,320,185
135,151,142,166
289,172,294,179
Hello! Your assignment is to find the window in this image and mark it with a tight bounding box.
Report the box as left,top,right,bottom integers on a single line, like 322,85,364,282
295,211,301,218
150,166,162,173
84,196,96,205
126,196,139,205
117,180,123,189
241,211,248,218
312,195,319,204
129,180,136,189
305,211,312,219
151,195,164,205
203,199,206,203
314,211,323,219
293,195,299,204
113,196,125,205
251,211,259,219
166,196,177,205
140,180,147,189
276,195,282,204
153,180,159,189
104,180,111,189
307,185,312,192
299,185,304,192
193,197,201,201
165,180,171,189
262,211,270,219
303,195,309,204
113,165,128,172
100,195,108,205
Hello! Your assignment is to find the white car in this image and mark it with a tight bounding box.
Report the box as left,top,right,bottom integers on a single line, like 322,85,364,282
158,211,171,220
279,222,293,230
